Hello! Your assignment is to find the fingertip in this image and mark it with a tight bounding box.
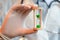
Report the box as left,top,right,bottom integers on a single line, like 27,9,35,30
27,6,31,9
33,28,38,31
31,4,38,10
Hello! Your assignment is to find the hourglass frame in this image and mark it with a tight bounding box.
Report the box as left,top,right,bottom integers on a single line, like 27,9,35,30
33,7,42,30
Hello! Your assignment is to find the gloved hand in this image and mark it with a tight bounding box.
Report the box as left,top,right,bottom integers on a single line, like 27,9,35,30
0,4,38,38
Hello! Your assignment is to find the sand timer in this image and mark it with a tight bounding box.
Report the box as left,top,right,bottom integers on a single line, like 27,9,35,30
33,7,42,30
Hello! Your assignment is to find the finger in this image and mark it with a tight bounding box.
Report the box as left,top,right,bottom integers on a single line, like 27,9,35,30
24,29,35,35
25,29,37,34
11,4,21,10
15,5,26,12
33,28,38,31
18,28,37,36
16,6,25,14
16,4,31,14
15,4,31,11
11,4,26,11
22,8,32,18
33,28,38,33
29,4,38,10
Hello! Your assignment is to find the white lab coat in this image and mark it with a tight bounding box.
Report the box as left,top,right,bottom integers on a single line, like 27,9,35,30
50,1,60,8
45,0,53,6
44,4,60,40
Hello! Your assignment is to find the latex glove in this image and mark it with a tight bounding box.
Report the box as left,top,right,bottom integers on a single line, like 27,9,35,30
1,4,38,38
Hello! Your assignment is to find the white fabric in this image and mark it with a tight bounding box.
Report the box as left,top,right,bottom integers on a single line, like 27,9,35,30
44,5,60,33
45,0,53,5
38,1,48,23
50,2,59,8
44,4,60,40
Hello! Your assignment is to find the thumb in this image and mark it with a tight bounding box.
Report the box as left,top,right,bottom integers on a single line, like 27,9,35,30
33,28,38,31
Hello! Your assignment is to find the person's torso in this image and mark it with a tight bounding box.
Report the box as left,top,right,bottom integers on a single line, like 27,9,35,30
44,4,60,34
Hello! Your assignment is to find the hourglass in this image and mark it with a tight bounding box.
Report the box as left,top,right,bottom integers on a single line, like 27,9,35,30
33,7,42,30
19,7,42,40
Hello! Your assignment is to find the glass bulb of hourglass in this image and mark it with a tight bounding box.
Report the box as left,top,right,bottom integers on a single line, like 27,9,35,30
36,14,40,18
36,24,41,28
